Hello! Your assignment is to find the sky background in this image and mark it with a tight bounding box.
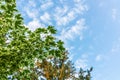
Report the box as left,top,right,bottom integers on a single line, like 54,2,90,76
16,0,120,80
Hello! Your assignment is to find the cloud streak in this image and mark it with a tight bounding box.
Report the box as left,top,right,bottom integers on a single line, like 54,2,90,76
112,8,117,20
17,0,88,30
59,19,86,41
75,58,88,69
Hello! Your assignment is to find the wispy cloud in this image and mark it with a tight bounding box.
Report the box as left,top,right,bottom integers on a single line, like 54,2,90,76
59,19,86,41
22,1,38,19
54,0,88,26
95,55,102,62
27,19,45,31
75,58,88,69
25,8,38,19
17,0,88,33
27,1,36,7
40,0,53,10
40,12,51,24
111,38,120,54
112,8,117,20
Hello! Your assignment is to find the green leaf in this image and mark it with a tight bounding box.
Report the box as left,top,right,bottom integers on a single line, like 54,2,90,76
47,26,57,34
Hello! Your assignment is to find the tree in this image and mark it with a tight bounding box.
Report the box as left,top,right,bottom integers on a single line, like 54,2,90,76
35,51,76,80
75,67,93,80
35,52,93,80
0,0,93,80
0,0,66,79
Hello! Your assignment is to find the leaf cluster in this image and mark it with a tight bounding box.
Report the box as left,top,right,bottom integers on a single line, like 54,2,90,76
0,0,66,79
0,0,93,80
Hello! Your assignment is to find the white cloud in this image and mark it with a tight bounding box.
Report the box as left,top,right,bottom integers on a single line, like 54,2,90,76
75,59,88,69
81,54,89,59
40,12,51,23
17,0,88,43
40,0,53,10
54,6,69,16
25,8,38,19
54,1,88,26
27,19,45,31
54,6,70,26
56,10,76,26
59,19,86,41
74,1,88,14
111,38,120,53
95,55,102,61
112,9,117,20
28,1,36,7
22,1,38,19
74,0,81,3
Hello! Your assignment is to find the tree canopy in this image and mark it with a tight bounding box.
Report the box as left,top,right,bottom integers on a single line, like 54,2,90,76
0,0,66,79
0,0,92,80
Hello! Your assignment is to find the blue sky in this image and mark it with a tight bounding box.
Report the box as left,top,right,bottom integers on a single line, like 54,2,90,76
16,0,120,80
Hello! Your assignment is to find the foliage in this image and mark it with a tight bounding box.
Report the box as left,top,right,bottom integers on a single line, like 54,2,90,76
34,52,92,80
0,0,66,79
35,51,76,80
77,67,93,80
0,0,93,80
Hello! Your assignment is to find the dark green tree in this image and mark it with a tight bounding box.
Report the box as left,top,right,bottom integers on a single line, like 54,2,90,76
75,67,93,80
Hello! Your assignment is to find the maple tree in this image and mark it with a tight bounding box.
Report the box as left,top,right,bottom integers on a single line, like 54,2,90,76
0,0,65,79
0,0,92,80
